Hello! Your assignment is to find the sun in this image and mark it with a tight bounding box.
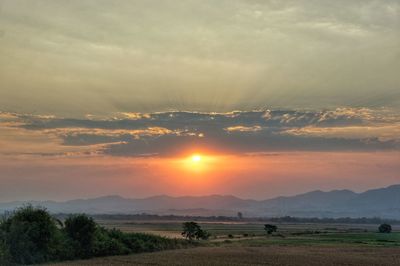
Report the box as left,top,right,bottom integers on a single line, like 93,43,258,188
182,154,206,172
191,154,202,163
178,152,219,174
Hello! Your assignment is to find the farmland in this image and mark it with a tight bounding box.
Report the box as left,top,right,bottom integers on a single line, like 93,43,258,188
50,219,400,265
52,246,400,266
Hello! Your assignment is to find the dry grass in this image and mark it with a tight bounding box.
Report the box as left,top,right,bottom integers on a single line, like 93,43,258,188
52,246,400,266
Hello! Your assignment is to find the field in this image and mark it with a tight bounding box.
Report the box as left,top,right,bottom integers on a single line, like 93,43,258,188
51,219,400,265
52,246,400,266
96,219,400,239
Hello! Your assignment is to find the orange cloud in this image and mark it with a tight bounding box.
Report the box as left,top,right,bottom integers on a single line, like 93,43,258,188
225,125,262,132
284,124,400,141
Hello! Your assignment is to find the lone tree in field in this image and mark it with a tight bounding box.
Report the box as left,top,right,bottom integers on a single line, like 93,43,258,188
237,212,243,220
182,222,209,241
378,224,392,233
264,224,277,235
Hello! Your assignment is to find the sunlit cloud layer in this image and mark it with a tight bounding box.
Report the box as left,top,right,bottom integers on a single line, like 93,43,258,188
1,108,399,158
0,0,399,115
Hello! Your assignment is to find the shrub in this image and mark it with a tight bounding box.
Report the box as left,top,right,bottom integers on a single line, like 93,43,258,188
0,239,11,265
92,228,130,257
0,207,192,264
64,214,97,258
264,224,278,235
0,205,61,264
379,224,392,233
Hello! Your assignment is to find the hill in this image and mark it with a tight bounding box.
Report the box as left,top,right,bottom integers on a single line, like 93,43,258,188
1,185,400,218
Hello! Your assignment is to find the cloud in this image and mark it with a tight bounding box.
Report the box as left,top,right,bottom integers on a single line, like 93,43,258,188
0,1,399,115
0,107,399,157
284,124,400,141
225,125,262,132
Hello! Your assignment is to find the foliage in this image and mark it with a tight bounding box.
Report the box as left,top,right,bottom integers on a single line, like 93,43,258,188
182,222,210,241
64,214,97,258
0,205,62,264
0,206,191,264
0,239,11,265
68,213,400,225
269,216,400,225
264,224,278,235
378,224,392,233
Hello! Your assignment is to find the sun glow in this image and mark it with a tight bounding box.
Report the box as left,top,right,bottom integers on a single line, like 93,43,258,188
169,151,227,176
187,154,204,171
191,154,202,162
180,153,214,173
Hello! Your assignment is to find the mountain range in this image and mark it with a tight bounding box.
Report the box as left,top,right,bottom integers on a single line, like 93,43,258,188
1,185,400,219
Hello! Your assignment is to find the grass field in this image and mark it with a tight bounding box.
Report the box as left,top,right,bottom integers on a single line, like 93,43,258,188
50,220,400,265
97,219,400,245
52,246,400,266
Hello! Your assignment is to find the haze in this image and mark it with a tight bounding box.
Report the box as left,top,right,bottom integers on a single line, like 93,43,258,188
0,0,399,201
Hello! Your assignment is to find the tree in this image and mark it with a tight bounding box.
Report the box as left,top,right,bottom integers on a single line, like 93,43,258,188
378,224,392,233
237,212,243,220
264,224,277,235
195,228,210,240
0,232,11,264
0,205,61,264
181,222,209,241
0,206,192,264
64,214,97,258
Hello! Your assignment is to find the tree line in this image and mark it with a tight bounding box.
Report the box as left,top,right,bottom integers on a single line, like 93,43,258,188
57,213,400,225
0,206,192,265
268,216,400,225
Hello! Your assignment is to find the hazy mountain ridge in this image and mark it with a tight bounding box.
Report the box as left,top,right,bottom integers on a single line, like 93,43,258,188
1,185,400,218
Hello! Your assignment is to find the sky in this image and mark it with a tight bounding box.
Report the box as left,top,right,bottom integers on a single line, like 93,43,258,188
0,0,399,201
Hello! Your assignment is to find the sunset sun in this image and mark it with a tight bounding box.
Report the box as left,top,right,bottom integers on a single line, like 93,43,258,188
191,154,202,163
180,153,216,173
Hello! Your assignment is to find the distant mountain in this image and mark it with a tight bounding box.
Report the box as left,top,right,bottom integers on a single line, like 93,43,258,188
262,189,357,209
1,185,400,219
344,185,400,218
257,189,359,217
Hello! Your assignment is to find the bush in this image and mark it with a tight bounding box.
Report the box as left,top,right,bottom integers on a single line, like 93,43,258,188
264,224,278,235
92,228,130,256
0,239,11,265
64,214,97,258
0,205,62,264
66,219,191,257
0,207,192,264
379,224,392,233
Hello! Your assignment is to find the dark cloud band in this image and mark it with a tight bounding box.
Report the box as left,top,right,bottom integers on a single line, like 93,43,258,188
1,108,398,157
